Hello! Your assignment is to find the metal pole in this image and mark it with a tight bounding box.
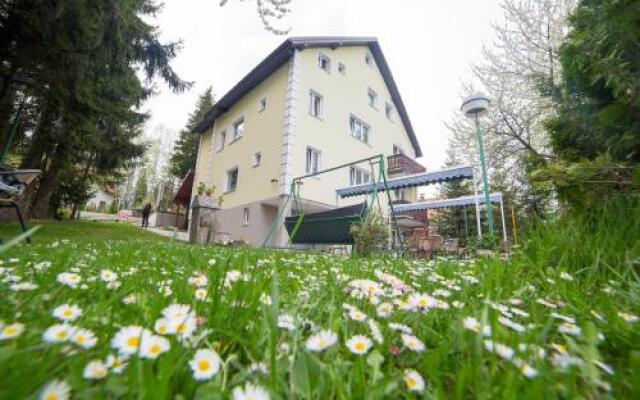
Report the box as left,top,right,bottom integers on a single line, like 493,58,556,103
511,203,518,246
472,169,482,238
474,114,495,236
499,198,507,243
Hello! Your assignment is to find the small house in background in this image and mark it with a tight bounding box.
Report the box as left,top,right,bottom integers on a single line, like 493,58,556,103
190,37,425,246
85,185,115,212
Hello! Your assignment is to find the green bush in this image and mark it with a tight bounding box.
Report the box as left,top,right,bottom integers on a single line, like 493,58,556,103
350,212,389,257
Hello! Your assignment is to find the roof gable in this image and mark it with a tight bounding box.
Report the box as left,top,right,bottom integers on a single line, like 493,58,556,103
193,36,422,157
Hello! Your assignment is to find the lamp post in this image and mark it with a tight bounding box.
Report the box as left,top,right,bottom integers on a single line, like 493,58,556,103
461,92,495,236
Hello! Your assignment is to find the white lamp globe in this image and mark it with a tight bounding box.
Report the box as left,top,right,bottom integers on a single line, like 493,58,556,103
461,92,490,118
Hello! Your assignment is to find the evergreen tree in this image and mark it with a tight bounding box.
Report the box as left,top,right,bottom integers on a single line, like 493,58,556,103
169,87,215,179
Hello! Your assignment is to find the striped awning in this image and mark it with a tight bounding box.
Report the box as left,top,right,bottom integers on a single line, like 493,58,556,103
394,193,503,212
336,165,474,198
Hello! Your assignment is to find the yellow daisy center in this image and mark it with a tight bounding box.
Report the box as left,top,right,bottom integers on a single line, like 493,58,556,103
418,299,426,306
127,336,139,347
63,309,73,317
158,325,167,334
197,359,211,371
176,323,187,333
3,326,16,335
55,330,68,339
113,359,122,367
75,335,86,344
150,344,161,354
355,342,366,352
405,376,417,388
45,392,58,400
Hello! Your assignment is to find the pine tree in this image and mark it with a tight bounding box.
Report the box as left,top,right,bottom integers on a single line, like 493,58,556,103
169,87,215,179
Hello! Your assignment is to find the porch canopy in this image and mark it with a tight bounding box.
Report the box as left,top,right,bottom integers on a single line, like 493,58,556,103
394,193,502,212
336,165,474,198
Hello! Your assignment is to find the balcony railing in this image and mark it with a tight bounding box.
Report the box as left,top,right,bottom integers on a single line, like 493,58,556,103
387,153,426,175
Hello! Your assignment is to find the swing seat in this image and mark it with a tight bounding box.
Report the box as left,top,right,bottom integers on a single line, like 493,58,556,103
285,202,367,244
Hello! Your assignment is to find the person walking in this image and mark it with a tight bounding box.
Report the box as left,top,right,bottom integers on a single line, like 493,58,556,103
141,202,152,229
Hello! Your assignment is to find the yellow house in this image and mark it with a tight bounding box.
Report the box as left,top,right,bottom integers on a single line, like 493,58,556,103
191,37,425,246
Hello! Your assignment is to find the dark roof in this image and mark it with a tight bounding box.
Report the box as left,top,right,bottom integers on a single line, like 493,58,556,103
193,36,422,157
173,170,194,206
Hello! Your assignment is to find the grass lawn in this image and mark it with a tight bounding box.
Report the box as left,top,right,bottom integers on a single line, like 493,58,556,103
0,219,168,244
0,216,638,399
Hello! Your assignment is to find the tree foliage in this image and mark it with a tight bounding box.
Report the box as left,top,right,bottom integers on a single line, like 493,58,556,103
169,87,215,179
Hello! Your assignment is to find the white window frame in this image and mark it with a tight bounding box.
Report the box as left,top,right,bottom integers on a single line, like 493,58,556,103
393,144,405,155
305,147,321,174
309,90,323,119
349,114,371,144
225,166,239,193
349,166,372,186
242,207,250,226
252,150,262,167
258,97,267,112
368,88,378,109
338,62,346,75
385,102,394,121
318,52,331,73
231,116,244,142
214,130,226,152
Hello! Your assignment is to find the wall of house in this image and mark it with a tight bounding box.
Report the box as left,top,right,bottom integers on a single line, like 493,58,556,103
292,45,419,207
213,201,278,246
86,188,114,210
192,63,289,210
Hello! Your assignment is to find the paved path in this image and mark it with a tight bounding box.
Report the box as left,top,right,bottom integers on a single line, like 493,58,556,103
79,211,188,242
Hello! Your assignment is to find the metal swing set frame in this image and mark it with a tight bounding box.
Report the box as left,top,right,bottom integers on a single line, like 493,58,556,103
261,154,404,254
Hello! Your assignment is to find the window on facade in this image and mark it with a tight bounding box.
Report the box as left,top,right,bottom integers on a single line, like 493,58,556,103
394,189,405,201
232,117,244,141
225,167,238,192
349,115,370,144
368,88,378,109
338,62,346,75
258,97,267,112
365,52,373,67
252,151,262,167
385,102,394,120
318,52,331,73
349,167,372,186
393,144,405,155
215,130,226,152
243,207,250,225
305,147,321,174
309,91,323,118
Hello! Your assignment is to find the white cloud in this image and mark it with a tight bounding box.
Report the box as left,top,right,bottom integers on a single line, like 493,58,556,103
142,0,501,172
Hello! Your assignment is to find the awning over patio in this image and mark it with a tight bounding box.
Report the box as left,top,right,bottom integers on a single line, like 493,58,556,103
336,165,474,198
394,193,503,213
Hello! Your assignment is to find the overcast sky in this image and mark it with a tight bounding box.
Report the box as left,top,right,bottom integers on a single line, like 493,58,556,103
143,0,503,171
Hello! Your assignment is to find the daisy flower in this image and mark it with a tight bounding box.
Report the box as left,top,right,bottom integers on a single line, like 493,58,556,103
162,304,193,320
348,309,367,322
376,303,394,318
498,316,526,333
0,322,25,340
139,333,170,359
43,324,74,343
189,349,222,380
106,354,128,373
463,317,491,336
52,304,82,322
277,314,295,331
56,272,81,288
368,319,384,344
558,322,581,336
71,328,97,349
111,325,148,355
408,293,438,310
83,360,108,380
388,322,412,334
559,272,573,281
39,379,71,400
513,358,539,378
169,315,197,338
232,383,270,400
195,288,209,301
618,312,639,323
346,335,373,355
483,340,514,360
306,329,338,352
100,269,118,282
401,333,425,352
154,318,171,335
403,369,425,392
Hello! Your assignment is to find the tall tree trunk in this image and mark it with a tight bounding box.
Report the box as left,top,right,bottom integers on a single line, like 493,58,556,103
71,158,92,219
30,141,68,219
0,77,16,155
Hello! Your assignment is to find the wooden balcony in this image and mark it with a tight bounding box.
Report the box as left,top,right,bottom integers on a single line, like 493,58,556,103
387,153,426,176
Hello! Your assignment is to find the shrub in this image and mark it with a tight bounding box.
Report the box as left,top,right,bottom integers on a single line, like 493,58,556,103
350,212,388,257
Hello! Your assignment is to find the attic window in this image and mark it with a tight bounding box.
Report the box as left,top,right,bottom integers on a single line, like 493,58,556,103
365,52,373,67
318,52,331,73
385,102,394,120
258,97,267,112
338,62,346,75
